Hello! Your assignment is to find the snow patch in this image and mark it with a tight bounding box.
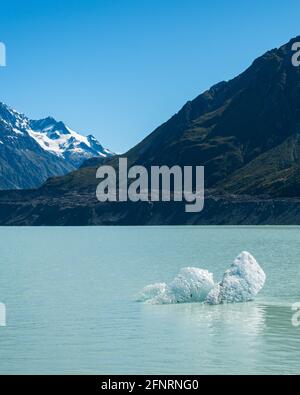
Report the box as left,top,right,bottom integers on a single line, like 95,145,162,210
28,130,64,156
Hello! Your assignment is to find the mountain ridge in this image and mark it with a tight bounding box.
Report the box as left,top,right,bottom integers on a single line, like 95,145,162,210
0,102,114,189
1,35,300,224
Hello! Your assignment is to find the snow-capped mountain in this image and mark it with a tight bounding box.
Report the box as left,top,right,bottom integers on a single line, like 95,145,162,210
29,117,114,167
0,102,114,189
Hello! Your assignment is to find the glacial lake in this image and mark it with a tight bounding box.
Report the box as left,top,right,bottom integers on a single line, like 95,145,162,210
0,226,300,374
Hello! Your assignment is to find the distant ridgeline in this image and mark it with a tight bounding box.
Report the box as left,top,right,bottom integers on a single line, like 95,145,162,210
2,36,300,224
0,102,114,190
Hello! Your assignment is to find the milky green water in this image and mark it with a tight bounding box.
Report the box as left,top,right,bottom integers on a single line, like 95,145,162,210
0,226,299,374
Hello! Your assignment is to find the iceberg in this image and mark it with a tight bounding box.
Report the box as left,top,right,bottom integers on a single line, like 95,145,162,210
136,267,214,304
136,251,265,305
205,251,266,305
135,282,167,302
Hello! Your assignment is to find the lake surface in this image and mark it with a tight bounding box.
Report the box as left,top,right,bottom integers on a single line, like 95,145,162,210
0,226,300,374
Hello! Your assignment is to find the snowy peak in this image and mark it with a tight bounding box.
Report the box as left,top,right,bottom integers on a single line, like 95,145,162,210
0,102,114,168
0,102,27,135
28,116,114,166
0,101,114,189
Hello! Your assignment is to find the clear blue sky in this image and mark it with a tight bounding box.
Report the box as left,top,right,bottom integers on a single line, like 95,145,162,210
0,0,299,153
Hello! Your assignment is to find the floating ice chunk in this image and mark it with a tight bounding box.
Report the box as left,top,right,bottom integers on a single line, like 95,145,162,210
167,268,215,303
205,251,266,304
137,252,265,305
135,283,167,302
205,283,221,305
137,268,214,304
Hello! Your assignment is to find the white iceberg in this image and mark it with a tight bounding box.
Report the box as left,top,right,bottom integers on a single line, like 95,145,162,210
205,251,266,304
135,282,167,302
158,267,215,304
136,267,214,304
137,251,266,305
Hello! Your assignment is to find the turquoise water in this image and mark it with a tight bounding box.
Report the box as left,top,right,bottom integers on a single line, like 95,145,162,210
0,226,300,374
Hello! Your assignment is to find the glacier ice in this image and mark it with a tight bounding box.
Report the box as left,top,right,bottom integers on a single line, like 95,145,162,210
135,283,168,302
137,251,265,305
206,251,266,305
136,268,214,304
167,268,215,304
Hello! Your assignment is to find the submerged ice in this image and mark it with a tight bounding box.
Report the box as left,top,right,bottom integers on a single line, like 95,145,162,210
137,251,266,305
